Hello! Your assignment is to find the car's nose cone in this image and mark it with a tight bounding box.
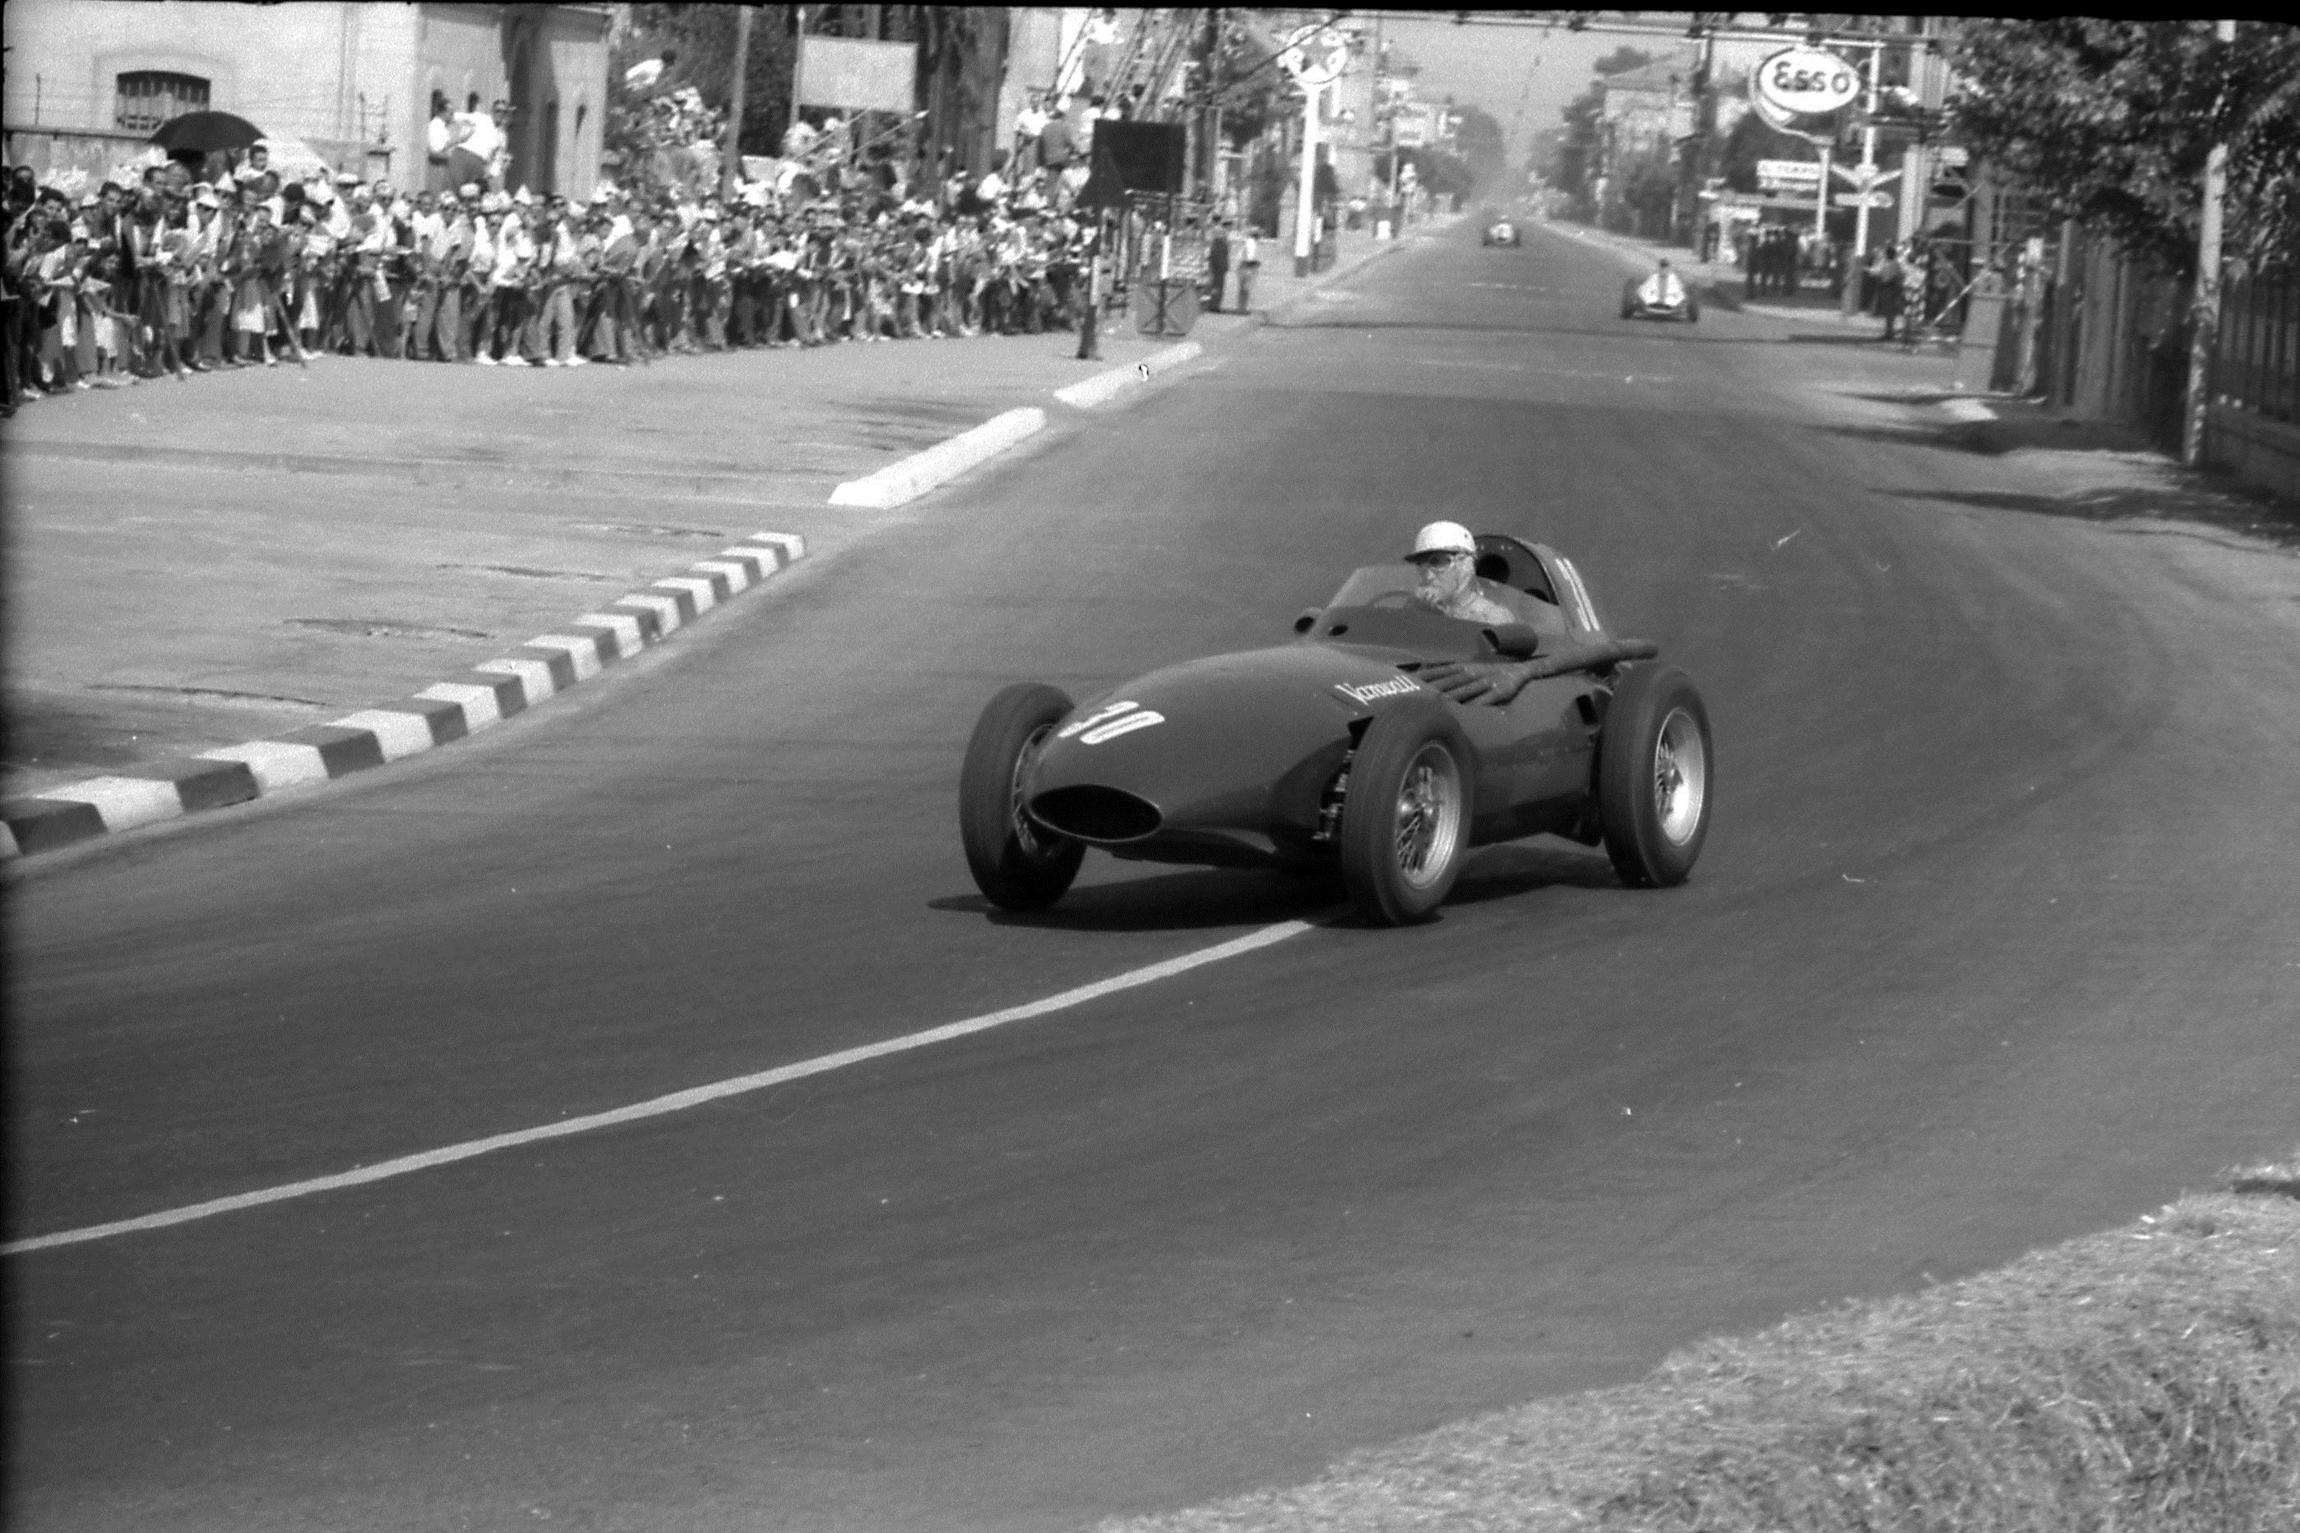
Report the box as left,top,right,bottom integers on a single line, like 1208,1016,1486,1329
1026,644,1424,837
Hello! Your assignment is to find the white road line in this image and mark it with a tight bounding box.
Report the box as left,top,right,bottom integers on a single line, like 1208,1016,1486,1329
4,920,1316,1256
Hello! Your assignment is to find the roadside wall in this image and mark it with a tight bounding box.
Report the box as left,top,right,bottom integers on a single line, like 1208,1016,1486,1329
2014,228,2295,501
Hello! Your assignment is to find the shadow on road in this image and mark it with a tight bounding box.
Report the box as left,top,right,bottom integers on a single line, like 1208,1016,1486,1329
929,868,1345,932
1881,485,2300,549
929,842,1625,932
1449,843,1621,903
1818,421,1999,455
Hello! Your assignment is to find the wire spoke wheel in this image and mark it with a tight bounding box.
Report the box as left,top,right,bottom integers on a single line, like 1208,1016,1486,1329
1599,664,1714,888
1340,702,1474,925
1009,727,1053,859
1392,746,1465,890
1652,706,1708,845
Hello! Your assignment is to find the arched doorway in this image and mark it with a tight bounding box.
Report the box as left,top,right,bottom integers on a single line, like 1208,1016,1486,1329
501,17,555,194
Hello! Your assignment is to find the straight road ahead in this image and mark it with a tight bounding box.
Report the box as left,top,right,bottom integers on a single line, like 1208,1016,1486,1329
9,220,2297,1532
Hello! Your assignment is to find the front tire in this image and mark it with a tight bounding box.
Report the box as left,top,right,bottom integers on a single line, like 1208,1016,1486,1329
960,683,1086,911
1338,702,1475,925
1597,664,1712,887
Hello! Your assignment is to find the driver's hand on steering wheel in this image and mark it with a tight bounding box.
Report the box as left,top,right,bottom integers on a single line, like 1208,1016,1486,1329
1419,660,1533,705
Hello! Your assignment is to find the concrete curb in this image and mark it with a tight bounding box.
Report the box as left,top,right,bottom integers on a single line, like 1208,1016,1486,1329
1052,339,1204,409
828,406,1048,508
0,532,807,861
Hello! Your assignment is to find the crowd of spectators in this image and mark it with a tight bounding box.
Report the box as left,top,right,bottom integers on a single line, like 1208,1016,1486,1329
1,116,1148,417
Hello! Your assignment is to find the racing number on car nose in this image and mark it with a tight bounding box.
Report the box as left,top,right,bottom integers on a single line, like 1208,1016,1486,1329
1059,700,1166,745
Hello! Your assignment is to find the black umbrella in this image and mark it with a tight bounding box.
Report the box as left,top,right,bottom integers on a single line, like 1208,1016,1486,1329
148,110,266,154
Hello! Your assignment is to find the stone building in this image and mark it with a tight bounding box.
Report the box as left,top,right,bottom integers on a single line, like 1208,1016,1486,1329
4,1,611,197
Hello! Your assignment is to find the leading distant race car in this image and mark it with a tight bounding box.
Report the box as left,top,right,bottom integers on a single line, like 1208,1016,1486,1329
1482,218,1522,247
959,535,1713,926
1622,263,1699,322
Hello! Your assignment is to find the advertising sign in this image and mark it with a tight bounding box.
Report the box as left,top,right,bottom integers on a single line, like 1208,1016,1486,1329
1280,24,1350,87
1392,103,1438,149
1749,46,1857,147
1756,158,1822,189
794,37,917,114
1754,47,1861,116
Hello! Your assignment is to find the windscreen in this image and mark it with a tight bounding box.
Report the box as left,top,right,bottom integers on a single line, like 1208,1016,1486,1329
1321,564,1547,626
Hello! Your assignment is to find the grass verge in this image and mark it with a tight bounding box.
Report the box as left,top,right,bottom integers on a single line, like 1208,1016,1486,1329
1105,1156,2300,1532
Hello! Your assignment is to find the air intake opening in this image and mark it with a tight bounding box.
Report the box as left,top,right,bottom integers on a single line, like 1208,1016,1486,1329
1029,786,1162,843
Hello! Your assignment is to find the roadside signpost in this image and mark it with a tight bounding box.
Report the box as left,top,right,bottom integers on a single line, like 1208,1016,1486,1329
1756,158,1822,192
1752,44,1861,246
1280,23,1349,278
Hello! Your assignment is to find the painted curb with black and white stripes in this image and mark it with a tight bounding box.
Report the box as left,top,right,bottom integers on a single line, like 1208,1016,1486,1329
0,533,805,860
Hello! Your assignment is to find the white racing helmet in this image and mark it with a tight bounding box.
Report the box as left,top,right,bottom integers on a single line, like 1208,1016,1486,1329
1409,520,1477,561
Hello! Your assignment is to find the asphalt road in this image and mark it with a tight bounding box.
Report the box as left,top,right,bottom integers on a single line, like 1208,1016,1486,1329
8,220,2297,1533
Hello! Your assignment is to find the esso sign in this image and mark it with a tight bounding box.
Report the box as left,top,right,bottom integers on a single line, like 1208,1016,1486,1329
1755,47,1860,116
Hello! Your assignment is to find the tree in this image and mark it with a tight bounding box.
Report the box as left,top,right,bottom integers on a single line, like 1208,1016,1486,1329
915,7,1008,176
1452,103,1507,191
1553,46,1656,221
1592,45,1658,81
1376,146,1475,205
1948,19,2300,273
1715,105,1817,195
1615,147,1678,238
605,4,796,194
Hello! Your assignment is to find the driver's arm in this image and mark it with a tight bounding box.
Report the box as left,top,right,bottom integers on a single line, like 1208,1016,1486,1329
1421,637,1663,704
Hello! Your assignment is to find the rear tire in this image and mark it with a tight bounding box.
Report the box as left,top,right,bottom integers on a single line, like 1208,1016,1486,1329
1338,702,1475,925
1597,665,1712,887
960,683,1086,911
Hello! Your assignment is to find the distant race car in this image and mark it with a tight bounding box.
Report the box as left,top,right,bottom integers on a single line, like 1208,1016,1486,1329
1482,219,1522,247
1622,267,1699,322
959,535,1713,926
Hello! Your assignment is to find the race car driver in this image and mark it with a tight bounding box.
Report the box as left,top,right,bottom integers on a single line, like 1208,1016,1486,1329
1405,520,1517,626
1410,520,1661,704
1637,257,1687,310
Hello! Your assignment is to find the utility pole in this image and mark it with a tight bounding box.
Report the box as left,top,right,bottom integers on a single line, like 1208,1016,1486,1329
1077,215,1104,360
2183,18,2237,467
1852,41,1881,260
1199,8,1223,203
789,5,809,140
722,3,753,197
1294,77,1321,276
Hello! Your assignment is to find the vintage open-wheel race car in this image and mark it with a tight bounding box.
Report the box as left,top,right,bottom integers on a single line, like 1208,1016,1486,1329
960,535,1713,926
1622,266,1700,322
